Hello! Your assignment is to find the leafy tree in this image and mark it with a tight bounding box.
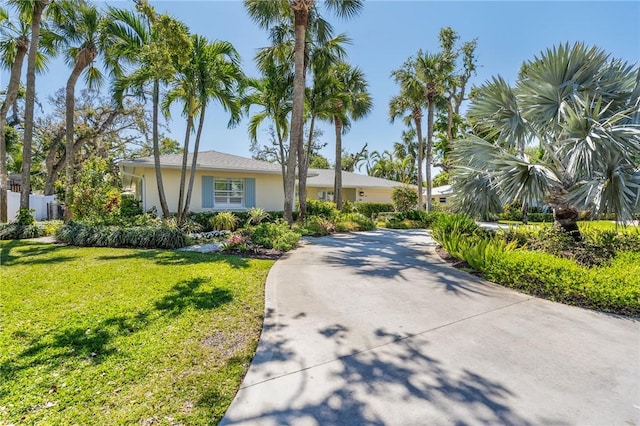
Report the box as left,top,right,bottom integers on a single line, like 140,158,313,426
245,0,363,224
308,153,330,169
454,43,640,237
392,185,418,212
69,157,120,221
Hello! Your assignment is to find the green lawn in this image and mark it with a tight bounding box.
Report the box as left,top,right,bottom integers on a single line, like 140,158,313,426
0,241,274,425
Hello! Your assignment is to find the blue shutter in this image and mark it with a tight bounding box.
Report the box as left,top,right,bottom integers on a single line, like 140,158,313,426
202,176,214,208
244,178,256,208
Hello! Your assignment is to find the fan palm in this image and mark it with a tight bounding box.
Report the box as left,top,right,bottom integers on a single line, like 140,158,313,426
454,42,640,237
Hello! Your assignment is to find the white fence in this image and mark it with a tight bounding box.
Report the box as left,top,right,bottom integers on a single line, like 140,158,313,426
7,191,57,222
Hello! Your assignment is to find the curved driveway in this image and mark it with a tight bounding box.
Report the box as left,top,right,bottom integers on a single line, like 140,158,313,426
221,229,639,425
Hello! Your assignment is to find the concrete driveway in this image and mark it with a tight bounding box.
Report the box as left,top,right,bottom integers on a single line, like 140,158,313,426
220,229,640,425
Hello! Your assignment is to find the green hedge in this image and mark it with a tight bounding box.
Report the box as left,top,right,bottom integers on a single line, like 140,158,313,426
354,202,394,218
56,222,187,249
483,250,640,316
249,222,300,251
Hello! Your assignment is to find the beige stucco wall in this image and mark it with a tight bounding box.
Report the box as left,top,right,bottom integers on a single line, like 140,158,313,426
134,166,284,212
306,185,394,204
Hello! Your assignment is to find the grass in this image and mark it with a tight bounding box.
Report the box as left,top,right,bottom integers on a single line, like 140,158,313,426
0,241,274,425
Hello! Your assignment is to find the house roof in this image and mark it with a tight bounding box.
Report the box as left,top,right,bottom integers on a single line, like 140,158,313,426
120,150,407,188
307,168,407,189
119,150,283,174
425,185,453,196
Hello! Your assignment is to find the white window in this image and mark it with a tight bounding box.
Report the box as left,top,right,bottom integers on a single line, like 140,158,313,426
214,178,244,208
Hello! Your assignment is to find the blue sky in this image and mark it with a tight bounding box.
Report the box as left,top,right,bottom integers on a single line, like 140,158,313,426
3,1,639,169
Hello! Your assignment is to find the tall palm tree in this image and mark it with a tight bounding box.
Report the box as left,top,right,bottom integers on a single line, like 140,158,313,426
50,0,104,220
245,0,363,224
390,58,427,209
320,62,372,209
8,0,50,212
164,36,244,224
104,2,191,218
0,7,28,222
454,42,640,237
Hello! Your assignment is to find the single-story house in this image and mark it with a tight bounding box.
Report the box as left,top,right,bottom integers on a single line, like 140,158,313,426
424,185,453,205
119,150,408,213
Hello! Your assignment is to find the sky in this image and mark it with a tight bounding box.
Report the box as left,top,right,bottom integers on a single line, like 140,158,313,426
2,0,639,170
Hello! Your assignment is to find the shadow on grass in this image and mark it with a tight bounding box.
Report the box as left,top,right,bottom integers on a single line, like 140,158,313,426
0,240,78,266
96,249,252,269
0,277,234,392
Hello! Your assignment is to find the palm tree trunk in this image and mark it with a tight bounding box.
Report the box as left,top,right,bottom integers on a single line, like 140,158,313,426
285,5,309,225
176,117,193,224
298,114,316,220
275,121,286,194
183,107,206,225
64,60,91,221
413,110,424,210
152,79,170,218
553,204,581,241
334,117,343,210
425,100,434,212
21,1,49,212
0,38,28,222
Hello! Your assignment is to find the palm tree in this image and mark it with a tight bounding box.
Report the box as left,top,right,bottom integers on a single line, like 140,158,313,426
322,62,371,209
245,0,363,224
390,59,427,209
50,0,104,220
454,42,640,237
0,6,28,222
243,60,293,192
164,36,244,224
8,0,50,212
104,2,191,218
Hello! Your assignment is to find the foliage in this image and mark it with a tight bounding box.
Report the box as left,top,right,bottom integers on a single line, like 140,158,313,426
298,216,336,237
483,250,640,316
249,221,300,251
220,233,251,253
392,186,418,212
335,212,376,232
353,202,394,218
246,207,270,225
0,222,42,240
56,222,187,249
119,194,143,218
378,210,443,229
15,208,35,225
0,241,272,425
432,213,479,236
69,158,121,222
306,199,339,218
210,211,239,231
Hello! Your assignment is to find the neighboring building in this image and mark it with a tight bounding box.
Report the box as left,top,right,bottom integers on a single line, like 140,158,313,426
426,185,453,205
119,151,407,213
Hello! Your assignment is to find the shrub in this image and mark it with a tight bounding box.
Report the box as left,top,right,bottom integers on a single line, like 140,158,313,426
392,186,418,212
56,222,187,249
335,212,376,232
15,208,35,225
210,211,239,231
220,234,251,253
353,202,394,218
119,194,143,218
250,221,300,251
306,199,339,218
0,223,44,240
432,213,479,236
299,216,335,236
246,207,270,225
44,220,63,236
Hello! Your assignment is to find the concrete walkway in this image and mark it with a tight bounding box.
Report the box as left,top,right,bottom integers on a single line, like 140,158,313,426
221,229,640,425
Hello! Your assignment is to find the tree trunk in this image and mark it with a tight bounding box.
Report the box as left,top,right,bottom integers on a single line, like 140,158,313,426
298,114,316,220
183,107,205,225
0,37,28,222
285,6,309,224
64,60,92,221
333,117,343,210
521,200,528,225
21,1,49,212
152,79,170,218
176,116,193,223
425,97,434,212
413,109,424,210
553,204,581,241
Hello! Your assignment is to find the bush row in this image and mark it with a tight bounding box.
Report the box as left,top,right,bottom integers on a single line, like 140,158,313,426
56,222,187,249
0,221,63,240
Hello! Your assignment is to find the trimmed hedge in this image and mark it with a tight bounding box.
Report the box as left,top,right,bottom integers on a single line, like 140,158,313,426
56,222,187,249
483,250,640,316
354,202,394,219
